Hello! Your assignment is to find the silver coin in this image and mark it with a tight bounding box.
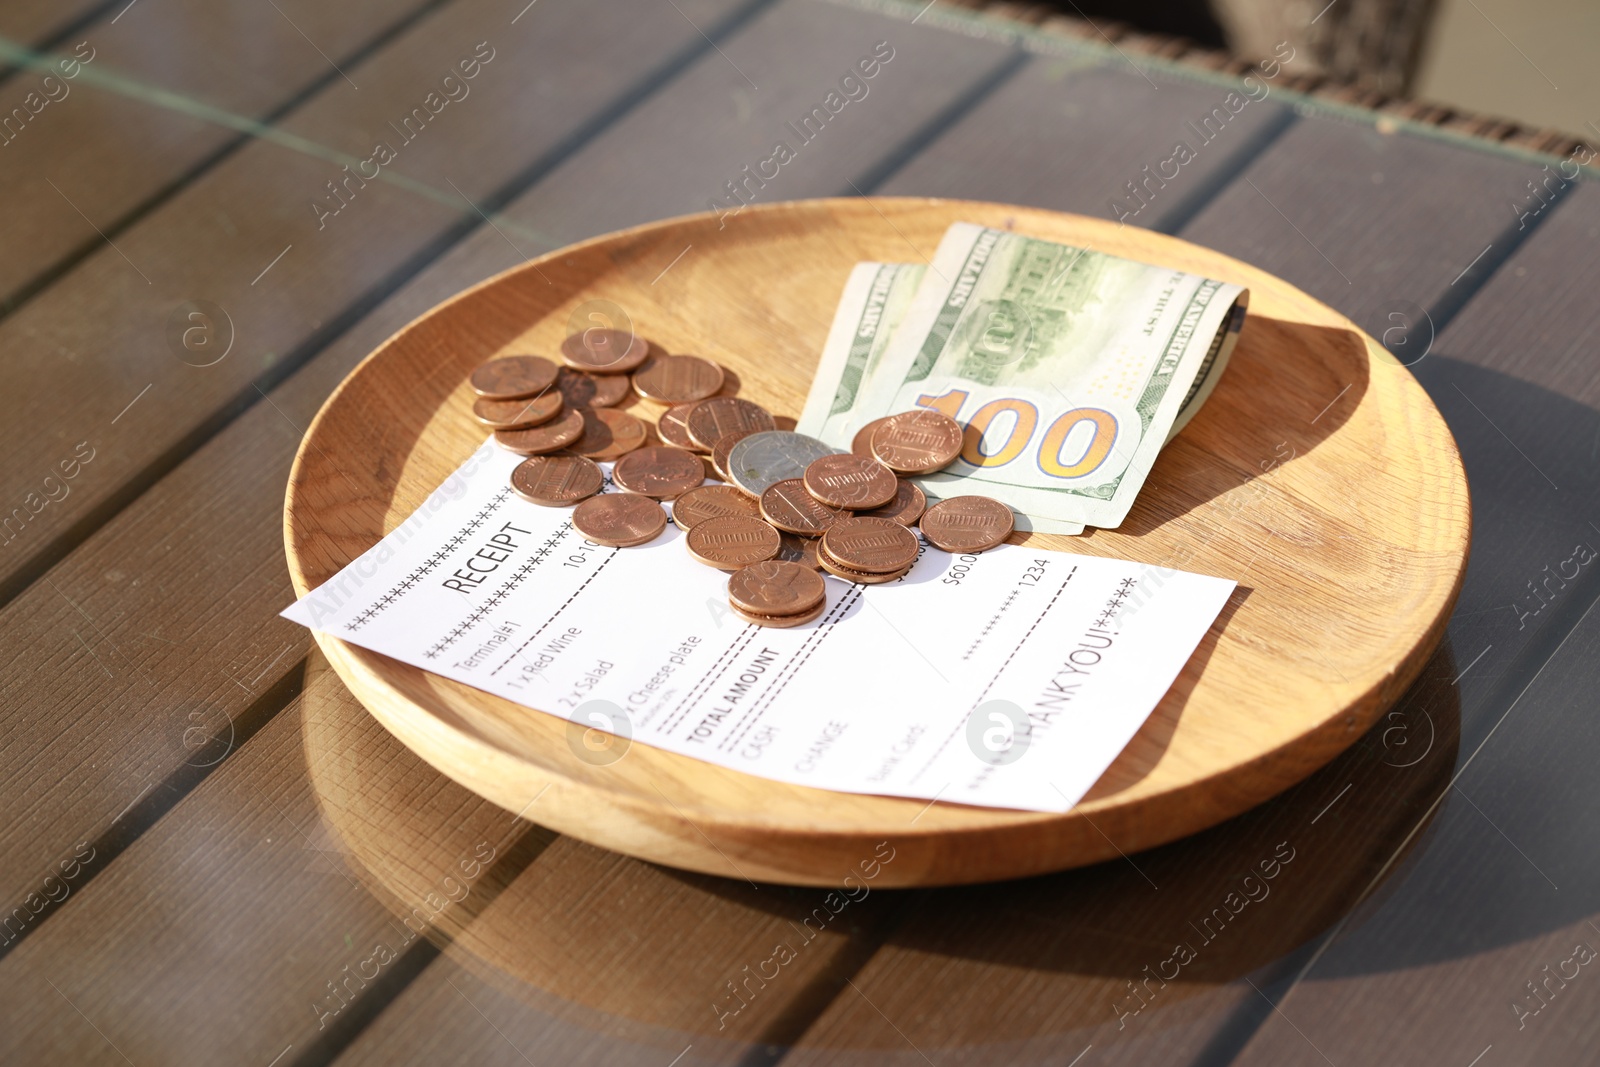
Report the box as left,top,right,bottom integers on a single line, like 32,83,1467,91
725,431,841,498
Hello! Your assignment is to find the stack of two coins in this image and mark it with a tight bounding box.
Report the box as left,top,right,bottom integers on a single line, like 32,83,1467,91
817,517,921,584
727,560,829,628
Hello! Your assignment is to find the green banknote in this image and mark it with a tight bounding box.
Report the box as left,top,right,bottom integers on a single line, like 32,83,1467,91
796,262,925,446
803,224,1247,531
799,260,1082,534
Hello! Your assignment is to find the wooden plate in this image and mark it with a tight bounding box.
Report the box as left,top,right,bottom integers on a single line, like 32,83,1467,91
284,198,1470,887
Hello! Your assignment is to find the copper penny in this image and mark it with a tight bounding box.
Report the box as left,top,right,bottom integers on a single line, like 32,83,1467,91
571,492,667,547
509,453,604,506
850,416,895,458
493,407,585,455
801,453,898,510
560,329,650,373
870,409,964,474
685,515,781,570
610,445,705,499
657,404,705,452
731,599,828,628
820,516,919,574
685,396,775,451
556,366,630,408
711,429,757,479
469,355,559,400
572,407,648,461
816,542,912,585
471,391,563,431
919,495,1014,553
631,354,725,403
727,560,826,616
671,484,761,531
862,479,927,525
759,478,845,536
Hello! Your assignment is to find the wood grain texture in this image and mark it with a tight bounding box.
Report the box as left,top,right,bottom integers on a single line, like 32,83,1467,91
0,670,543,1066
1216,181,1600,1067
285,198,1470,887
470,0,1016,253
0,0,753,932
0,0,109,47
1178,115,1544,342
0,0,750,603
0,2,1019,1053
1422,181,1600,404
1229,598,1600,1067
782,647,1462,1065
0,0,442,306
781,108,1600,1059
875,56,1291,230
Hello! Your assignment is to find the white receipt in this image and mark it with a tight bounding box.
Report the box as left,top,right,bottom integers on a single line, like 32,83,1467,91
283,442,1235,813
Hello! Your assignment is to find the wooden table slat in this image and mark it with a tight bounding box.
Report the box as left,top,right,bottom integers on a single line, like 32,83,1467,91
1417,181,1600,405
0,0,114,53
466,0,1017,254
1,0,1596,1062
1231,599,1600,1065
0,667,548,1065
782,651,1463,1065
1222,179,1600,1067
0,0,758,607
769,33,1596,1064
0,0,1025,1058
1176,114,1548,357
0,0,449,309
874,54,1295,231
0,0,756,932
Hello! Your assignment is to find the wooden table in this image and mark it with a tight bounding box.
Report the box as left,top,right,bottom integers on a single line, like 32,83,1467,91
1,1,1595,1063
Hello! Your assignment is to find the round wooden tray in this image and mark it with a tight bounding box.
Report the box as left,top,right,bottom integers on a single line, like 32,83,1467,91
284,198,1470,888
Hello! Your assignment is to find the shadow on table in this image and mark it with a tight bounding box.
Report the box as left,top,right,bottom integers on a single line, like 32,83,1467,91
768,640,1465,1054
1300,352,1600,980
299,635,1460,1053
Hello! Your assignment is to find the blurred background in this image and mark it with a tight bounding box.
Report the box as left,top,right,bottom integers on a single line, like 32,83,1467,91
1016,0,1595,139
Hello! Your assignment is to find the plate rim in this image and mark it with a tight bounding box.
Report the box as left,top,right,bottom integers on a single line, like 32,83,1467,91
284,196,1471,885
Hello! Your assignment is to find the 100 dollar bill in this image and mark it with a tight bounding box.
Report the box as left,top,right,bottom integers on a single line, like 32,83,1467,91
801,225,1247,531
796,261,1084,535
797,261,926,446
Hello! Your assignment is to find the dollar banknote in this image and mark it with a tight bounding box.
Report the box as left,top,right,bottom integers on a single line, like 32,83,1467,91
800,224,1247,531
798,261,1083,535
796,261,926,446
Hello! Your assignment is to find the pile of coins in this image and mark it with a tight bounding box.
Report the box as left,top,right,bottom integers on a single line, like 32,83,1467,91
468,331,1015,626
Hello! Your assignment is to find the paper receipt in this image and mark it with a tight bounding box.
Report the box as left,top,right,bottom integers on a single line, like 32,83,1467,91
283,442,1235,812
